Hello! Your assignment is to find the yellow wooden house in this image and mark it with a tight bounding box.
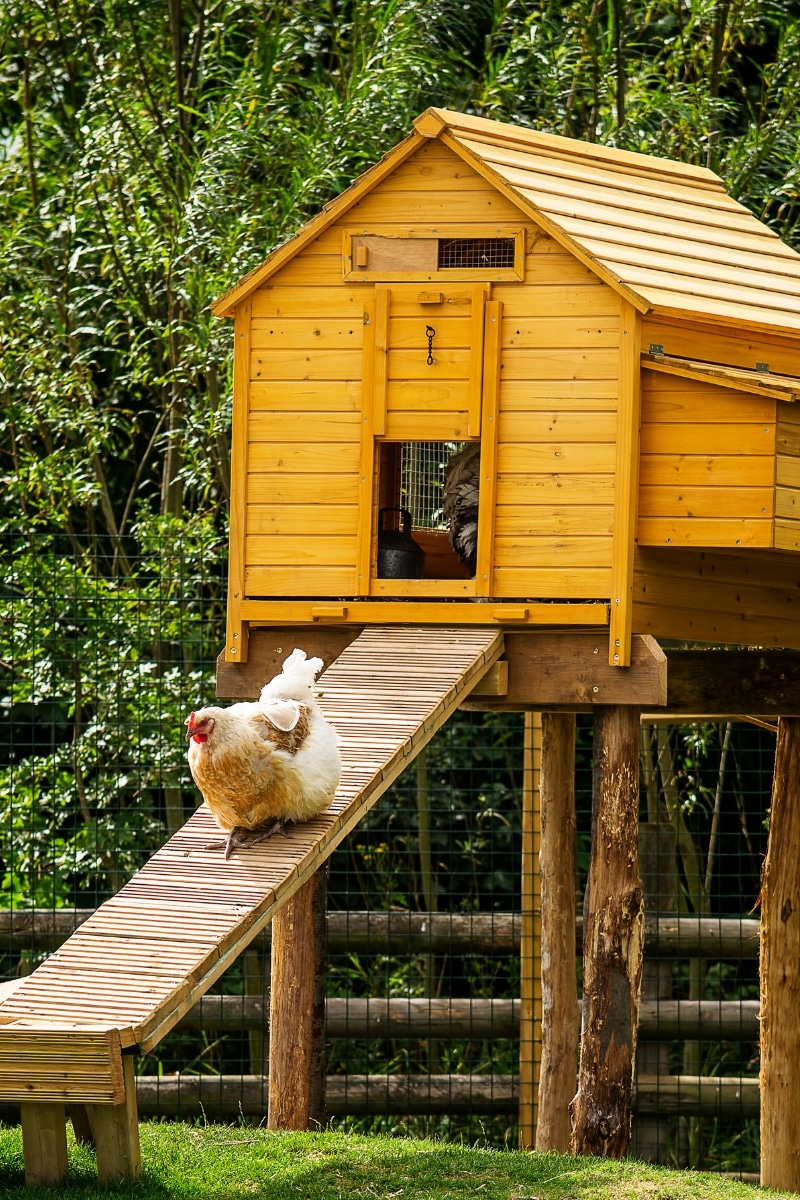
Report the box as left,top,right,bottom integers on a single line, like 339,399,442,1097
212,107,800,667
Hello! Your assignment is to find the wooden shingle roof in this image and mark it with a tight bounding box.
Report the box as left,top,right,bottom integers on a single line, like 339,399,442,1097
214,107,800,337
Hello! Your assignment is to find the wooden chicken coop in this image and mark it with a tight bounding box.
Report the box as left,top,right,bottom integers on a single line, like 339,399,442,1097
213,105,800,670
211,108,800,1188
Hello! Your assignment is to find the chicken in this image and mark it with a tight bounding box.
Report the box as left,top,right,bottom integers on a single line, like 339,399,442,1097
185,649,341,858
442,441,480,576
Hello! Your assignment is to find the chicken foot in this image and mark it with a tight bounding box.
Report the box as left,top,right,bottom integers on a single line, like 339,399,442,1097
205,819,294,859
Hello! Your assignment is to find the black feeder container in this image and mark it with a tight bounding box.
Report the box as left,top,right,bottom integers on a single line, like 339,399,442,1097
377,508,426,579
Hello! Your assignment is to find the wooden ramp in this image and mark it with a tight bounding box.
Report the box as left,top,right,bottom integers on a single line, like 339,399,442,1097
0,626,502,1184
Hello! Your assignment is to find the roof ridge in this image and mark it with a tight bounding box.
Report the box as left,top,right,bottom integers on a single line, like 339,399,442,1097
415,108,726,191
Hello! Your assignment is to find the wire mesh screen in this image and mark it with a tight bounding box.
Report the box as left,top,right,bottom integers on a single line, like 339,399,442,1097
399,442,464,530
437,238,516,269
0,541,777,1174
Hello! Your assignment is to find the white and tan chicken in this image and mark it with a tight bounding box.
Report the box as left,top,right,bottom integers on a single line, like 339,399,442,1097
185,649,341,858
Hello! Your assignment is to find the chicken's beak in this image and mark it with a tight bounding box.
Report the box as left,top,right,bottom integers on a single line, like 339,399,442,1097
185,713,195,742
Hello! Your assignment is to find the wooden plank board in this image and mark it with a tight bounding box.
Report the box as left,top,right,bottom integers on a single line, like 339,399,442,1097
248,410,357,444
251,287,370,318
640,486,773,518
245,566,358,594
251,319,364,350
492,567,612,597
642,384,777,424
460,137,741,214
340,188,525,224
246,505,359,537
639,454,775,487
245,536,357,567
637,517,772,548
250,351,363,383
498,443,616,473
248,475,359,505
241,599,609,624
248,443,361,473
495,284,620,320
503,317,619,349
0,628,503,1065
499,411,617,443
249,381,361,412
501,348,619,380
496,506,614,536
496,474,615,504
559,212,800,273
640,424,775,456
494,537,612,568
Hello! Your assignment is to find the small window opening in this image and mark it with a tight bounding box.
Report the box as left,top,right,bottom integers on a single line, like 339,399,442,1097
437,237,515,269
377,441,479,580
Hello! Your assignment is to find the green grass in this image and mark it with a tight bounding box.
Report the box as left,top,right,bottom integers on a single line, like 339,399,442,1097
0,1125,795,1200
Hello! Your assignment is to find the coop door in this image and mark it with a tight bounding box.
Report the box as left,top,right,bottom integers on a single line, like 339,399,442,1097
367,283,492,440
358,283,502,595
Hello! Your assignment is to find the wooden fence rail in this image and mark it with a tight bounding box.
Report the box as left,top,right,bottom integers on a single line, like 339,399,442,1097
178,995,759,1043
132,1074,760,1119
0,909,760,958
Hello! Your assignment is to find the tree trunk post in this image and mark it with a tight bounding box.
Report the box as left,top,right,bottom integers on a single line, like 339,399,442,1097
536,711,579,1152
570,704,644,1158
268,866,327,1131
760,716,800,1191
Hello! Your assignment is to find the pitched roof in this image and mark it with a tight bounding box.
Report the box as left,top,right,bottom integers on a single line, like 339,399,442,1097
213,107,800,337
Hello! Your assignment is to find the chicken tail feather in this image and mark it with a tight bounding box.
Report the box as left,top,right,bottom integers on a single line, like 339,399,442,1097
260,648,324,704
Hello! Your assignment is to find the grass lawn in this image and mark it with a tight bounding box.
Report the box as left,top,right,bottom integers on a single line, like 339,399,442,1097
0,1125,795,1200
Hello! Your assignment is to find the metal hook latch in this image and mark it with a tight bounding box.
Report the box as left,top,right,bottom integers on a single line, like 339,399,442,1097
425,325,435,365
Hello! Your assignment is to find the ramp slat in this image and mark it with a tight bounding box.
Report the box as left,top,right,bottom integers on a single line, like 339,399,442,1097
0,626,502,1090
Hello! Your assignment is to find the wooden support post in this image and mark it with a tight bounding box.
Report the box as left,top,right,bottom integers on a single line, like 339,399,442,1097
760,716,800,1191
570,705,645,1158
21,1103,68,1187
518,713,542,1149
69,1104,95,1146
536,712,579,1152
268,866,327,1131
87,1056,142,1183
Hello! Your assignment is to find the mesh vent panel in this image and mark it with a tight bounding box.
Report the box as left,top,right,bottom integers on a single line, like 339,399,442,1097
437,237,515,269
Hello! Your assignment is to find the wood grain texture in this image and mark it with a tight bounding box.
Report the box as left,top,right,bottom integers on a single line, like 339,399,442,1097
609,300,642,666
536,713,579,1153
518,713,540,1150
21,1103,68,1186
268,869,327,1131
570,705,644,1158
225,297,252,664
760,717,800,1191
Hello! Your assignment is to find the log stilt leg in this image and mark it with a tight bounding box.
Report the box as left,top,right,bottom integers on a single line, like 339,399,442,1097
536,711,579,1153
86,1057,141,1183
21,1103,68,1187
760,716,800,1191
268,866,327,1131
570,704,644,1158
69,1103,95,1146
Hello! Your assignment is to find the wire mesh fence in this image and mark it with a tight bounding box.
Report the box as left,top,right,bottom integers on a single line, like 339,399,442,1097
0,536,776,1174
